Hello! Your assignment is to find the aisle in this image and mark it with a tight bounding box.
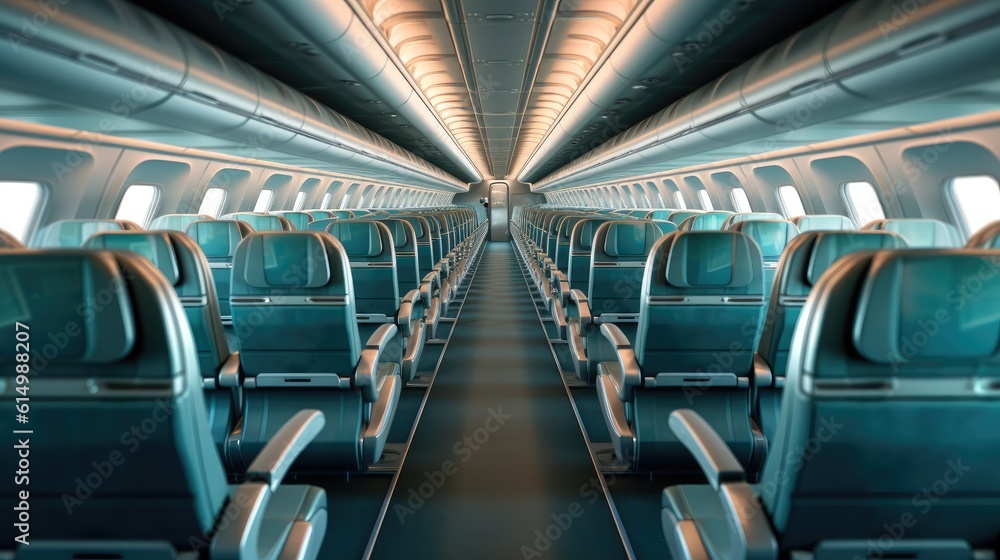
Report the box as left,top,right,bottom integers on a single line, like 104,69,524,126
371,242,627,559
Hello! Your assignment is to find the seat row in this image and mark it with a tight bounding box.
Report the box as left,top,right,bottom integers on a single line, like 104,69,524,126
514,205,1000,558
0,207,487,558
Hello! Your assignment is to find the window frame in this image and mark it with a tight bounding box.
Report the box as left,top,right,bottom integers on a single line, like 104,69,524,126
0,180,47,243
730,187,752,213
774,185,806,219
840,181,886,228
253,189,275,212
945,174,1000,238
114,183,161,228
197,187,228,218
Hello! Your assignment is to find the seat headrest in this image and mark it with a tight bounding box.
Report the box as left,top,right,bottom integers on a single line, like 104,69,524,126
401,217,425,238
186,220,253,258
854,251,1000,364
652,220,678,236
32,220,137,248
85,232,181,286
967,220,1000,249
868,219,962,248
792,214,855,232
149,214,213,231
603,222,658,257
239,214,294,232
276,212,313,230
679,212,731,231
236,232,332,288
573,219,605,250
326,221,383,258
667,211,702,225
383,220,411,248
806,231,906,286
664,231,759,288
0,228,24,249
0,252,135,363
648,210,673,221
723,212,784,229
731,220,800,260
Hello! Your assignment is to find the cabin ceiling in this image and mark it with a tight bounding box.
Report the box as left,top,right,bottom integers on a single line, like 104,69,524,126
128,0,852,183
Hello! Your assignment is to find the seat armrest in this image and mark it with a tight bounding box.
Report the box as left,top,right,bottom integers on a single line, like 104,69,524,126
599,323,641,393
421,270,441,292
669,409,746,490
568,289,592,326
217,351,241,388
752,353,773,388
212,410,326,560
357,324,399,402
397,289,422,337
245,410,326,491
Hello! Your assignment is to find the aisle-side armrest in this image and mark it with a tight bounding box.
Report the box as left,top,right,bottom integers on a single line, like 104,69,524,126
599,323,641,399
357,324,399,402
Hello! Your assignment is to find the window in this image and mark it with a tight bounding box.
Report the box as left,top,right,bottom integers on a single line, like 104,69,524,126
697,190,714,211
253,189,274,212
775,185,806,218
0,181,45,242
948,175,1000,236
292,191,307,211
115,184,159,227
730,188,752,213
198,187,227,218
674,191,687,210
841,181,886,227
321,193,333,209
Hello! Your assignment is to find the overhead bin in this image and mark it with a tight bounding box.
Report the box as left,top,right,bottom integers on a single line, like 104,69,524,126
0,0,467,191
533,0,1000,192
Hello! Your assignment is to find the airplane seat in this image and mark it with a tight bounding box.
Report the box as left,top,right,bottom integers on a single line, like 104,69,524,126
305,209,334,220
185,219,255,327
307,217,339,231
652,220,678,236
791,214,855,232
755,230,906,445
231,231,401,472
85,229,238,448
595,230,765,472
30,219,142,248
648,210,675,221
863,218,962,247
0,250,327,557
728,219,800,325
722,212,784,229
275,211,314,230
0,227,24,248
666,210,704,225
221,212,295,232
326,221,414,380
331,210,356,219
379,218,431,381
663,249,1000,559
567,220,663,383
966,220,1000,248
678,211,734,231
149,213,214,231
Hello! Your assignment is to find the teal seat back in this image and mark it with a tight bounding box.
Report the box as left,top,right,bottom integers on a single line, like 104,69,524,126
221,212,294,232
722,212,784,229
149,214,213,231
86,230,230,376
678,211,732,231
307,217,338,231
399,216,436,278
275,211,313,230
380,218,421,294
589,221,662,315
326,221,399,320
648,210,674,221
31,219,141,248
331,210,355,219
652,220,678,236
729,219,800,303
0,250,226,546
762,249,1000,551
790,214,854,232
567,218,613,294
305,210,333,220
636,230,764,375
865,218,962,248
667,210,702,225
185,220,254,320
555,216,589,272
